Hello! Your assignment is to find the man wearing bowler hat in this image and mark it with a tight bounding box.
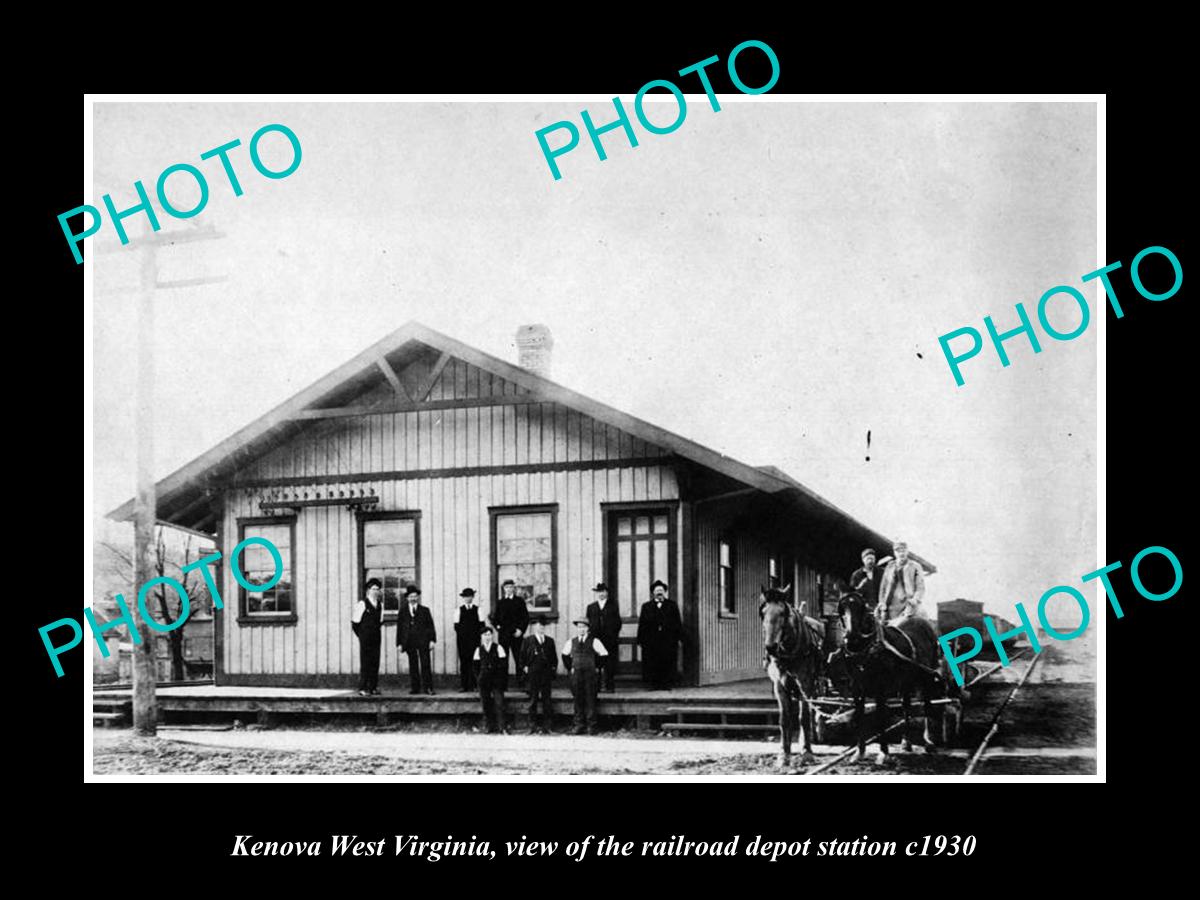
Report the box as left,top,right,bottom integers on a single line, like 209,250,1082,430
586,582,622,693
396,584,436,695
849,548,884,613
520,616,557,733
637,580,682,690
351,578,384,696
561,617,608,734
454,588,483,692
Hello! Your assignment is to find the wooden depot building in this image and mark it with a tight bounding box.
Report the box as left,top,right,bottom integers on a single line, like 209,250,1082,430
109,322,932,689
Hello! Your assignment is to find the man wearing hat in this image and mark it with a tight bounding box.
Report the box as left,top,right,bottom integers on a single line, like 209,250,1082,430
351,578,384,696
492,578,529,686
454,588,484,692
877,541,927,625
637,580,682,690
586,582,622,693
849,548,883,613
396,585,437,695
561,617,608,734
520,616,558,733
473,626,509,733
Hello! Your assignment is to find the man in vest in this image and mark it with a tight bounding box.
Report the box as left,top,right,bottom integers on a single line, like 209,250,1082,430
849,548,884,613
586,582,622,693
637,580,682,690
454,587,483,692
520,616,557,734
397,585,437,695
493,579,529,686
562,617,608,734
351,578,384,696
473,626,509,733
877,541,927,625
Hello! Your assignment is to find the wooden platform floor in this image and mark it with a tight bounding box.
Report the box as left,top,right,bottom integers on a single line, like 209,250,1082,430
94,679,777,719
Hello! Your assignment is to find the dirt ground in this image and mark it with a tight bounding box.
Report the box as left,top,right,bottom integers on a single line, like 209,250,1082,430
93,680,1095,776
92,728,765,776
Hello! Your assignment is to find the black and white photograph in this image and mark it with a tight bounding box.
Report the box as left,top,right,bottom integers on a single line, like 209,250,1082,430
85,95,1100,779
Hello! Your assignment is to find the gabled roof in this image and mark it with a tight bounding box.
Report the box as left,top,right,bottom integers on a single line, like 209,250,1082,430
107,321,933,572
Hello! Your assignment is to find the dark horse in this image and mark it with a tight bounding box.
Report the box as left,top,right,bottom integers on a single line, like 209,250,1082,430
759,586,826,768
834,590,953,765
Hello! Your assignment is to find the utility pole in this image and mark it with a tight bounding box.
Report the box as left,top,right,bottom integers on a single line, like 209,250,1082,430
102,224,226,735
132,240,157,735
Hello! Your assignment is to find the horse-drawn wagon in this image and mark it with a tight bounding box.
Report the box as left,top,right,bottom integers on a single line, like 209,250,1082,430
759,586,975,770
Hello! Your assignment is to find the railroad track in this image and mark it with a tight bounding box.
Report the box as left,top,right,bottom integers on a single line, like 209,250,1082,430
804,650,1040,776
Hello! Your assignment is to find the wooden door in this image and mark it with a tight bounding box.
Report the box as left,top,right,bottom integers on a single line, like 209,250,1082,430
606,507,676,676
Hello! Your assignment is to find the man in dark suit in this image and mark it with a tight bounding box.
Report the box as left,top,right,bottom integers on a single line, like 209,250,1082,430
492,578,529,685
351,578,384,696
519,616,557,733
636,579,682,690
396,584,436,695
454,587,483,692
849,548,883,613
586,582,622,693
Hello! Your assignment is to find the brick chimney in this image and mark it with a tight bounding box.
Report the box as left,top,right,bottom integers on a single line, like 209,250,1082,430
515,325,553,378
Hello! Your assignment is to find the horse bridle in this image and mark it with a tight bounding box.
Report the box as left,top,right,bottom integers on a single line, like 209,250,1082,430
836,593,945,682
761,597,802,663
834,593,880,663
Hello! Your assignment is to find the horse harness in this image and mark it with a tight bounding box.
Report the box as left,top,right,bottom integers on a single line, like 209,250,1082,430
837,610,944,682
763,600,818,700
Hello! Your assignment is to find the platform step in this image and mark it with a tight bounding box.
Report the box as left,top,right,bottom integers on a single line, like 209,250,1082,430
665,706,778,717
93,700,132,712
662,722,778,733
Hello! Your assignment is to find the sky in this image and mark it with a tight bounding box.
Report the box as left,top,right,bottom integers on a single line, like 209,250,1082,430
90,99,1098,624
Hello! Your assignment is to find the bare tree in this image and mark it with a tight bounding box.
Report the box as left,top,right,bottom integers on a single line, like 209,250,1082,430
152,529,210,681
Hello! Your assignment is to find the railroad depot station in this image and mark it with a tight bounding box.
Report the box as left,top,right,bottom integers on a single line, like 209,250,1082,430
104,321,935,729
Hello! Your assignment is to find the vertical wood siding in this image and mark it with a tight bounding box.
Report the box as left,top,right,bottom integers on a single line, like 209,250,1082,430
693,498,842,685
219,356,679,683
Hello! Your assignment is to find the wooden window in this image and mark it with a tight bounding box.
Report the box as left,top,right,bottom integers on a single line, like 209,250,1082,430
359,511,421,619
490,504,558,616
719,538,736,616
236,517,296,624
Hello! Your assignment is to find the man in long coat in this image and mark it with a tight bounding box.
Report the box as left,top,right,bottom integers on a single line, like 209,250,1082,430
636,580,682,690
492,578,529,684
586,582,622,693
396,584,437,694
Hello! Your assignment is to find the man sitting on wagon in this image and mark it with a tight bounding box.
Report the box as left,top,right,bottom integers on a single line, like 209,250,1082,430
877,541,926,626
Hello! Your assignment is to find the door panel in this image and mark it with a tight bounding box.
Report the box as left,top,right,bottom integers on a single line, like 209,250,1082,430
607,507,676,676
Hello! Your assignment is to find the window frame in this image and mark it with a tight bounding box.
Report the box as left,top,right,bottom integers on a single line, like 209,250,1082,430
488,503,559,621
718,535,737,618
236,516,298,626
357,509,422,622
